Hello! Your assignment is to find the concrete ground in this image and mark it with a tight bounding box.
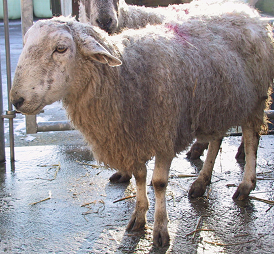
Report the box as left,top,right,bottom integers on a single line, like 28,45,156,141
0,14,274,254
1,136,274,253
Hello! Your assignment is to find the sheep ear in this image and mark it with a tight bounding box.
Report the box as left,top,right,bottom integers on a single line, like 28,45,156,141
81,37,122,67
91,52,122,67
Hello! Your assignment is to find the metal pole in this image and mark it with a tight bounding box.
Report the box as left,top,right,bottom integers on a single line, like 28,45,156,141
0,49,5,162
31,110,274,133
20,0,37,134
37,121,74,132
3,0,15,161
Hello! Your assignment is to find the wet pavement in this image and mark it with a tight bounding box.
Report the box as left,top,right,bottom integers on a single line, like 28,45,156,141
0,17,274,254
1,136,274,253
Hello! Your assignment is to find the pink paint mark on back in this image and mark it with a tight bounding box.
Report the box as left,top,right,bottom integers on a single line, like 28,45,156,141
168,5,189,14
165,23,196,49
166,23,189,40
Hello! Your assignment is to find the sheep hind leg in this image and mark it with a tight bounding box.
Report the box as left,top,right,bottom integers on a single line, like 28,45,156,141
233,125,259,200
186,140,209,160
126,164,148,232
189,138,222,198
109,170,132,183
235,136,245,161
152,154,173,247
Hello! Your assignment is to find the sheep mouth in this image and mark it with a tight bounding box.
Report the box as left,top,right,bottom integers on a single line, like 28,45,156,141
17,101,45,115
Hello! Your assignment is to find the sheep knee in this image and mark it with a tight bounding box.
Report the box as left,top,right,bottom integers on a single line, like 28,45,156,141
152,180,167,191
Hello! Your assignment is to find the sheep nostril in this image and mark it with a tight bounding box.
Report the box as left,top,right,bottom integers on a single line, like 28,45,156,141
96,19,102,26
13,97,25,109
106,18,112,26
96,18,113,31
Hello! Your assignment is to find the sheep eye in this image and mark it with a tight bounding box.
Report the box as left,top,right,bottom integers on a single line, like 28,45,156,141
55,46,67,53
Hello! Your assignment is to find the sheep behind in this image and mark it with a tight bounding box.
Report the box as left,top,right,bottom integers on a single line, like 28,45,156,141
10,15,274,246
79,0,261,34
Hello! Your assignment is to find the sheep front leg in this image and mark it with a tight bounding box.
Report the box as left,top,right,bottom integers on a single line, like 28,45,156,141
152,154,173,247
233,126,259,200
126,164,149,231
189,138,222,198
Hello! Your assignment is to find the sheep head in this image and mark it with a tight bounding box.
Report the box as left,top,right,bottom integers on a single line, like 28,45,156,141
79,0,121,34
10,18,121,115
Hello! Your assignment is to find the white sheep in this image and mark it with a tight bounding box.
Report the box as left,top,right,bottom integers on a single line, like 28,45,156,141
79,0,260,34
10,11,274,246
79,0,173,33
80,0,263,179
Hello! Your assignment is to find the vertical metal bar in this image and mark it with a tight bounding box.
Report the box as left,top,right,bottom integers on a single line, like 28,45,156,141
3,0,14,161
0,49,5,162
21,0,37,134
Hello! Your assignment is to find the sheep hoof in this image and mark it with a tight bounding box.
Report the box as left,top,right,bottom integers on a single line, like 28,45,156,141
188,178,207,198
153,229,170,247
232,182,254,200
186,142,209,160
109,172,131,183
126,210,147,232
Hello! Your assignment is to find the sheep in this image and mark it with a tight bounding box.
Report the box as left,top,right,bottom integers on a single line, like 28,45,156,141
79,0,260,34
10,12,274,246
80,0,190,182
79,0,176,34
80,0,262,179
